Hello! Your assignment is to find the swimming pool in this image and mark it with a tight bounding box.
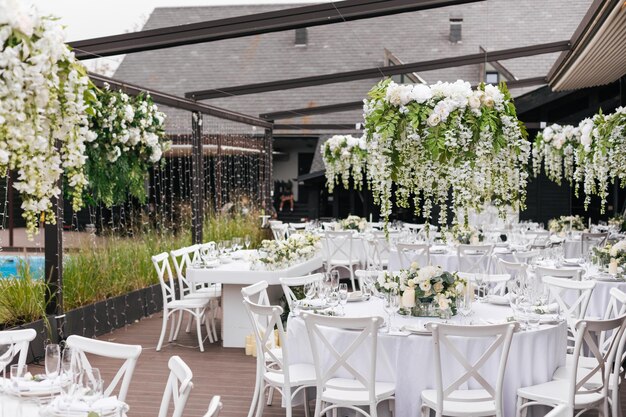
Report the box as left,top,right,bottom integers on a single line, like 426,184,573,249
0,255,45,278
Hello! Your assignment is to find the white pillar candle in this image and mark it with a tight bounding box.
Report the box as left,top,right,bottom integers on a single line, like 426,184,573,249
401,288,416,308
609,259,619,275
470,235,479,245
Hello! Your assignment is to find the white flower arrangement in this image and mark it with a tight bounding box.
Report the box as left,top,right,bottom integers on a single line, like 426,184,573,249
338,215,367,231
85,84,170,206
547,215,585,233
253,233,321,271
362,79,530,227
532,123,581,185
321,134,367,192
0,0,90,235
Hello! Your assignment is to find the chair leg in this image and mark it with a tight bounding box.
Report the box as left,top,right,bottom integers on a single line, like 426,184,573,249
195,311,205,352
210,299,219,341
303,388,310,417
370,402,378,417
173,311,184,341
247,362,262,417
420,405,430,417
515,397,523,417
267,387,274,405
254,381,265,417
204,312,214,344
185,311,194,333
157,309,169,351
313,398,322,417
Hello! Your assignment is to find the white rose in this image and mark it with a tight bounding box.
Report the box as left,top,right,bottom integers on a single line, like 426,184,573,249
433,281,444,293
427,113,441,127
385,82,402,106
0,149,10,165
398,85,414,106
149,146,163,163
419,280,431,292
468,93,481,109
410,84,432,103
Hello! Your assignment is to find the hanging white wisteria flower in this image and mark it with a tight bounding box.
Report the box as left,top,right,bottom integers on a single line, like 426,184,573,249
85,84,170,206
361,79,530,226
320,134,367,192
532,123,580,185
0,0,90,235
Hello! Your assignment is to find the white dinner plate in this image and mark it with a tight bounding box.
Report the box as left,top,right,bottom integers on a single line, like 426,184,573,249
485,295,509,305
563,258,583,266
401,324,432,335
347,291,365,302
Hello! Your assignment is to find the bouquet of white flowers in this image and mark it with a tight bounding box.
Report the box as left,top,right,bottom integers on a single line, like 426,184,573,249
321,135,367,192
339,215,367,231
548,215,585,233
253,233,321,271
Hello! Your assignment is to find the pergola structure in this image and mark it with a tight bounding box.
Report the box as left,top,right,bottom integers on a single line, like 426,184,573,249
42,0,625,340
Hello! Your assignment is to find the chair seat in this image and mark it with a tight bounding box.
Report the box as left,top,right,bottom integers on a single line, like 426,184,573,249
565,353,597,369
184,293,219,301
552,365,617,390
166,299,208,309
517,379,604,407
321,378,395,405
196,288,222,297
264,363,316,387
421,389,496,416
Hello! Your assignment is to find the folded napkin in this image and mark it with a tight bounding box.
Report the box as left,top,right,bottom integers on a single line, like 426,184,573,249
534,303,559,314
549,235,565,244
12,376,59,393
347,291,362,300
49,395,124,414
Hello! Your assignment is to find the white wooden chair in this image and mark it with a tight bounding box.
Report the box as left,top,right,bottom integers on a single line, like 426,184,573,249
288,223,308,233
152,252,211,352
244,299,316,417
203,396,223,417
553,288,626,417
396,243,431,268
66,335,142,403
497,258,529,281
302,314,394,417
528,231,551,248
515,315,626,417
542,276,595,353
241,280,270,306
323,231,360,290
279,273,324,311
403,222,426,233
457,244,494,274
365,237,391,270
457,272,512,297
0,329,36,372
421,322,518,417
170,245,219,343
581,232,608,256
544,404,572,417
157,356,194,417
271,224,289,241
512,249,540,264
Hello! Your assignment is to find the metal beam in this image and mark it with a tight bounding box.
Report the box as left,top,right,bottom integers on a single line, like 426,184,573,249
274,124,361,130
261,76,547,120
186,41,567,100
88,72,273,129
69,0,485,59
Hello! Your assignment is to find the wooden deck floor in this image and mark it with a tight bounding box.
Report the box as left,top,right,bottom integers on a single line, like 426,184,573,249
62,312,624,417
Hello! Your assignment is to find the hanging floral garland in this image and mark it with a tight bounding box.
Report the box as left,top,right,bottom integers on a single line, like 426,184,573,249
320,134,367,192
85,84,170,207
532,123,581,185
0,0,90,235
361,79,530,226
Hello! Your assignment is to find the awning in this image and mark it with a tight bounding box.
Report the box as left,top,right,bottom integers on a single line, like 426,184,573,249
548,0,626,91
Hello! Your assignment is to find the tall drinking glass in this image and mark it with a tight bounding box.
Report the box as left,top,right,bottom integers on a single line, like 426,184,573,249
45,344,61,379
383,289,400,333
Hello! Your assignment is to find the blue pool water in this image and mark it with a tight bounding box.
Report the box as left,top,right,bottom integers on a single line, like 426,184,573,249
0,255,45,278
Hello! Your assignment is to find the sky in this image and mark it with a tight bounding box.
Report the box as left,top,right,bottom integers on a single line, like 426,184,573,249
29,0,332,41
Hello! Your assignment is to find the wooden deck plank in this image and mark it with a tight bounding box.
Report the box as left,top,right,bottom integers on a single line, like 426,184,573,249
80,312,623,417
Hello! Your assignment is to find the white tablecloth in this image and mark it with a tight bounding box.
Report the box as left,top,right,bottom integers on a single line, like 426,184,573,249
563,240,582,258
288,299,566,417
0,393,129,417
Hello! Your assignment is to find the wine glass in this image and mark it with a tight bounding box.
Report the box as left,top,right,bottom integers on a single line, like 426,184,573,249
383,289,400,333
223,240,232,255
80,368,103,403
45,344,61,380
244,234,251,250
321,274,333,302
474,273,485,302
327,291,340,314
232,237,242,252
330,270,340,291
458,284,473,324
304,281,316,301
217,241,225,256
338,283,348,315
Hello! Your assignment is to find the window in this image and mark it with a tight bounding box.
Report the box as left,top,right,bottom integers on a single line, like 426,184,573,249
485,71,499,84
295,28,307,47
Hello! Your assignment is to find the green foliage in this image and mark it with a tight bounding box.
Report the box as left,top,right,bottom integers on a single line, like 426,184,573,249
0,261,47,327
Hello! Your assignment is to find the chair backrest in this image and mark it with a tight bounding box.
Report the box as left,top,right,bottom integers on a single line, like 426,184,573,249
152,252,177,304
512,250,540,264
323,231,355,263
365,237,391,270
542,276,596,350
303,314,384,405
598,288,626,361
271,224,289,241
403,222,425,232
396,243,430,268
158,355,194,417
427,322,518,416
279,273,324,309
457,244,494,274
243,300,287,384
497,259,528,281
170,245,200,299
322,221,337,231
581,232,608,256
268,220,283,227
66,335,142,402
203,396,223,417
241,280,270,306
456,272,512,296
566,315,626,408
0,329,36,371
288,223,307,231
536,266,583,281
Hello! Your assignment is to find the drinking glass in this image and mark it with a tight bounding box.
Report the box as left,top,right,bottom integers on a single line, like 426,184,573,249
223,240,232,255
244,235,251,249
232,237,242,251
217,241,225,255
10,364,27,384
327,291,340,314
474,273,485,302
304,281,316,301
338,283,348,315
45,344,61,379
458,285,473,324
330,270,340,291
383,289,400,333
362,283,372,301
80,368,103,402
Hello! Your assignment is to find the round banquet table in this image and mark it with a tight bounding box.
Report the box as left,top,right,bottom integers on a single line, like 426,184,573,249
288,299,566,417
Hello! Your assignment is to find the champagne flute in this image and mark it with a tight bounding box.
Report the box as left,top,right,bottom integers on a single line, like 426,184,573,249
383,289,400,333
458,284,473,324
81,368,103,403
338,283,348,315
330,270,340,291
244,234,251,250
45,344,61,380
304,281,316,301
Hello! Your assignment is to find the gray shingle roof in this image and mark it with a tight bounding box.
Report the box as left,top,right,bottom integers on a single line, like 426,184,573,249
114,1,592,134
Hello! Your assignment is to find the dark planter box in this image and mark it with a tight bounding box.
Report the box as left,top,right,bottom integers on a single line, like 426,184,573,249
9,284,163,365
